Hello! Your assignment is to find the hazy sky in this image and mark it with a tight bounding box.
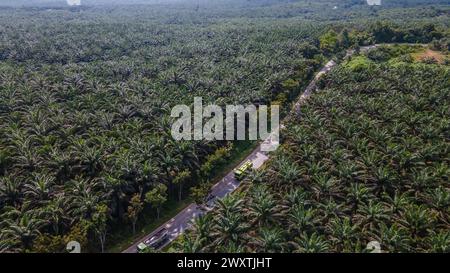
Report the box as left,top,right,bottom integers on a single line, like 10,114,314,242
367,0,382,5
67,0,81,6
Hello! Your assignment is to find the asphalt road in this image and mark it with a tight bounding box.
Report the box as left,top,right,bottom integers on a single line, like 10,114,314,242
122,45,381,253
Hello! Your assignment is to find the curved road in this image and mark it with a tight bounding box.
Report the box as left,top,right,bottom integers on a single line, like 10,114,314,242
122,45,381,253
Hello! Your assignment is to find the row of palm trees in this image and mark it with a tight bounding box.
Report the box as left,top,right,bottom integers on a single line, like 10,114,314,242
172,49,449,253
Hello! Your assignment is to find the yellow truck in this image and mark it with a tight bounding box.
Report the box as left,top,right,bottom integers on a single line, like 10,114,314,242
234,160,253,180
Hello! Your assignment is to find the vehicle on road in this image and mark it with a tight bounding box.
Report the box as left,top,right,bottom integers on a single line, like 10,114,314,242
203,194,217,210
205,193,216,203
234,160,253,180
136,228,169,252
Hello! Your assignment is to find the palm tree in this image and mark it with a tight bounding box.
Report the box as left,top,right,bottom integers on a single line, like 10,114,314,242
48,148,73,183
72,144,105,176
370,165,397,194
23,173,54,205
272,156,302,188
10,136,41,172
137,160,159,197
66,178,105,221
0,148,10,176
311,174,339,200
214,194,245,216
282,187,311,208
409,168,435,193
216,241,247,253
378,223,410,253
191,213,213,240
0,208,46,250
0,239,13,253
173,141,199,170
248,185,280,227
245,169,267,185
157,152,181,191
68,190,102,222
328,217,359,252
400,204,434,240
426,230,450,253
211,211,248,246
253,228,285,253
318,198,345,224
43,196,67,235
426,186,450,222
382,191,411,214
288,204,316,235
291,232,329,253
211,195,248,246
0,175,23,207
336,161,364,183
173,233,205,253
355,200,388,232
346,183,371,212
101,174,130,219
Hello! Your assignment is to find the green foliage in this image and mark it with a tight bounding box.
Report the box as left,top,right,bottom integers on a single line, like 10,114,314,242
344,56,375,72
281,79,300,91
31,220,90,253
320,30,340,54
0,0,448,253
367,45,422,62
127,194,144,234
91,204,110,252
173,170,192,202
190,181,211,205
200,144,233,178
370,21,444,44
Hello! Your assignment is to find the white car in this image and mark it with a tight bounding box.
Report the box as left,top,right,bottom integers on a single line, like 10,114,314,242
137,228,169,252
